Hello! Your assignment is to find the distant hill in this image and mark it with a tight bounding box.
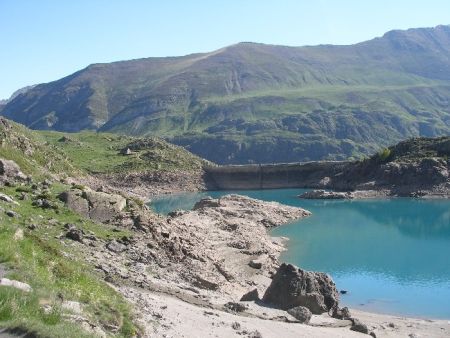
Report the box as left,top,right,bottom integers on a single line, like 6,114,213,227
2,25,450,164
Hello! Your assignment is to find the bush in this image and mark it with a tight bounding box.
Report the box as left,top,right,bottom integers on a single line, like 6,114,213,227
378,148,391,162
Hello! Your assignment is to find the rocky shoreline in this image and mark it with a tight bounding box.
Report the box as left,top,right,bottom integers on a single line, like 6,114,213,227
1,153,449,337
54,181,450,337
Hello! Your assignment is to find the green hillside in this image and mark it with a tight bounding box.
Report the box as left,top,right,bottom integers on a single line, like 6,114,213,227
2,25,450,163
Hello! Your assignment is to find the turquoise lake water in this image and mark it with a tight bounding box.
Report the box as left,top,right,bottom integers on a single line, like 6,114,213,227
150,189,450,319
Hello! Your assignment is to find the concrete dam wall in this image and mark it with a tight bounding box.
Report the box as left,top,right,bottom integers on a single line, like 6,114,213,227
204,161,351,190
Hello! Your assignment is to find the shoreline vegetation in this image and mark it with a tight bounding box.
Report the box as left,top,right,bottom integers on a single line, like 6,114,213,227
0,116,449,337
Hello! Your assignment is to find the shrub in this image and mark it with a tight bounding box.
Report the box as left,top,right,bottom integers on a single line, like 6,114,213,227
378,148,391,162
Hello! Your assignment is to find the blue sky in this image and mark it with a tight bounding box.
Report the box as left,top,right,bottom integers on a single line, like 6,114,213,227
1,0,450,99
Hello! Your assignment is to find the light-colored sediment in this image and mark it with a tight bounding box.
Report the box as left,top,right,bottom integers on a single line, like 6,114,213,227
120,287,450,338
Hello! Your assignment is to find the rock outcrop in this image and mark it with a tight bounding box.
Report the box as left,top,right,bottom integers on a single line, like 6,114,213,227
262,263,339,314
84,194,311,299
298,189,353,199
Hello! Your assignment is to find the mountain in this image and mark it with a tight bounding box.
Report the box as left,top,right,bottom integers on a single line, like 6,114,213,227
2,25,450,164
0,85,36,111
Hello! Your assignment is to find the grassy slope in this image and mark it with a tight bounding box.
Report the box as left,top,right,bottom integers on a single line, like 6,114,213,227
371,136,450,163
0,183,136,338
0,119,207,336
38,130,208,174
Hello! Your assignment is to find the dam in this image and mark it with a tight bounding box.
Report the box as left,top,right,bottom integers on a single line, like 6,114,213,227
204,161,351,190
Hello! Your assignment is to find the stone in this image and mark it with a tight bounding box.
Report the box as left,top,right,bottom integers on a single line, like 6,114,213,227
350,318,369,334
332,306,351,320
106,240,127,253
298,189,353,199
248,330,263,338
0,159,27,181
83,190,126,223
0,193,18,205
193,197,220,210
231,322,241,330
58,190,89,218
120,147,132,155
5,210,18,218
13,228,24,241
224,302,247,312
27,223,38,230
262,263,339,314
59,188,126,223
62,300,83,314
249,258,263,269
66,228,83,242
240,288,259,302
287,306,312,323
0,278,32,292
32,198,54,209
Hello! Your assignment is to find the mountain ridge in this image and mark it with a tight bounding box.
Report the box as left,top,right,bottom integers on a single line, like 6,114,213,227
2,25,450,164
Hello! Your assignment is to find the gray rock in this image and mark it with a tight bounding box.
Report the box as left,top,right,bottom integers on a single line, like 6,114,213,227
106,240,127,253
83,190,126,223
298,189,353,199
248,330,263,338
0,278,32,292
32,198,54,209
0,159,27,181
240,288,259,302
5,210,18,218
27,223,38,230
58,190,89,218
350,318,369,334
0,193,18,204
287,306,312,323
66,227,83,242
332,306,351,320
231,322,241,330
59,188,126,223
224,302,247,312
61,300,83,314
193,197,220,210
262,263,339,314
249,257,265,269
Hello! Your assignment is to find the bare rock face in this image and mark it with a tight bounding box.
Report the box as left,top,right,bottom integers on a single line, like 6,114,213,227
59,188,127,223
262,263,339,314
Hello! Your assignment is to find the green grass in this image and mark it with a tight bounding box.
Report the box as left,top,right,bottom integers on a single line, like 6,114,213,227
0,183,138,337
0,119,76,178
38,130,207,174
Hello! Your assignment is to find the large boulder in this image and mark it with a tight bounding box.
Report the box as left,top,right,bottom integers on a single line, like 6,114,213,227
58,190,89,218
59,188,126,223
0,158,27,182
83,189,126,223
262,263,339,314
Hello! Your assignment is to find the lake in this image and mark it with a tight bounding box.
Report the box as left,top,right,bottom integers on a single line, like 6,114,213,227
150,189,450,319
